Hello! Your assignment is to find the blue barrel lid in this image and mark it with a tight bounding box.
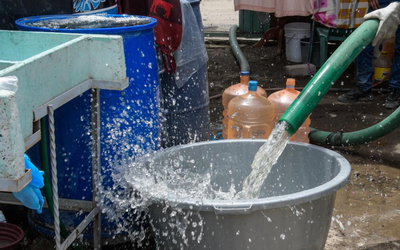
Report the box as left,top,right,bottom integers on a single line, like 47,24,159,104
248,80,258,91
15,14,157,34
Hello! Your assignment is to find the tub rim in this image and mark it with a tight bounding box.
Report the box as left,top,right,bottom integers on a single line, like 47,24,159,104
144,140,351,215
15,14,157,34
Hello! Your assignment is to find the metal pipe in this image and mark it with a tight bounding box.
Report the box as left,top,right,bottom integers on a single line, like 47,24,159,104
60,207,101,250
91,88,102,250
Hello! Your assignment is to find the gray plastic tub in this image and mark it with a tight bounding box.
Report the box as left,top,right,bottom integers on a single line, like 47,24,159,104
147,140,351,250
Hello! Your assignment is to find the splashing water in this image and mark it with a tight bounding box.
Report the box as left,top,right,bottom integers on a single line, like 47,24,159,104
97,120,292,246
236,122,291,199
97,150,211,247
24,15,151,29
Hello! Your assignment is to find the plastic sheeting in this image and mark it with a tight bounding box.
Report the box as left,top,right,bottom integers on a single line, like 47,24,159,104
174,0,208,88
13,155,44,213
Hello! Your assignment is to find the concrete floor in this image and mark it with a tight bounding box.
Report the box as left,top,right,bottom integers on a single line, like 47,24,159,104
200,0,238,33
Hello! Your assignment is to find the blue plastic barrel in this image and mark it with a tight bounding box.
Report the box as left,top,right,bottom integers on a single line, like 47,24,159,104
16,14,159,239
161,64,209,146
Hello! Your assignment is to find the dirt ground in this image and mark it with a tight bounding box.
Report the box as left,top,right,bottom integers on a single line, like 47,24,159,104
3,38,400,250
206,38,400,250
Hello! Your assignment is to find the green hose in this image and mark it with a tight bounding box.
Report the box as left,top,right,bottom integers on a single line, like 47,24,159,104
228,19,400,146
229,25,250,72
309,106,400,146
279,19,379,135
40,118,83,250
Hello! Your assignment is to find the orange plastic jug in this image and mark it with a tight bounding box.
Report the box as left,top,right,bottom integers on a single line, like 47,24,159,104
268,78,311,143
222,71,267,138
227,80,274,139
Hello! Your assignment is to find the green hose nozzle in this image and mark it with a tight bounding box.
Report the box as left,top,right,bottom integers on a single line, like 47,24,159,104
279,20,379,135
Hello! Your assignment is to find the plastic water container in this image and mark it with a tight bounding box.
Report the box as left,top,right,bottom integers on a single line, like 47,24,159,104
268,78,311,143
284,22,310,63
227,81,274,139
16,13,161,195
16,14,160,239
300,37,321,67
373,38,395,64
160,1,210,147
146,140,351,250
160,64,209,147
0,223,24,250
374,51,392,82
222,71,267,138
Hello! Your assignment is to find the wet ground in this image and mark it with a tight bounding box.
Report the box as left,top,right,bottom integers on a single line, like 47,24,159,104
206,38,400,249
3,38,400,250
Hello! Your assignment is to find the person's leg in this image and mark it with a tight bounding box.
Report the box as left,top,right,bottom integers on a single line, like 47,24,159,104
338,43,374,102
356,43,374,91
385,25,400,108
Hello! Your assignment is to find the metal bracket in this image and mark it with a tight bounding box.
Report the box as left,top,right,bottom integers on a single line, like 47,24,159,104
0,169,32,192
32,78,128,122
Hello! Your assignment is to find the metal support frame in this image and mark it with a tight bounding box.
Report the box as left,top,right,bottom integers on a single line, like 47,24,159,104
0,193,94,211
0,78,128,250
48,104,61,250
41,83,105,250
91,88,102,250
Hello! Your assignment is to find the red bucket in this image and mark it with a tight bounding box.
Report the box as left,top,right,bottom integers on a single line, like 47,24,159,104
0,223,24,250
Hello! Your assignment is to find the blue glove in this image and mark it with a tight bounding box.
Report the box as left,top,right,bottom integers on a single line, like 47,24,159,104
13,154,45,213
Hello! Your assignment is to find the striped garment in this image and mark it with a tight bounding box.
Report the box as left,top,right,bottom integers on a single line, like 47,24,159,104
314,0,369,28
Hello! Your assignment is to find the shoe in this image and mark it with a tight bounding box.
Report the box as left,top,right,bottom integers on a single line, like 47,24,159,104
385,90,400,109
338,88,373,103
